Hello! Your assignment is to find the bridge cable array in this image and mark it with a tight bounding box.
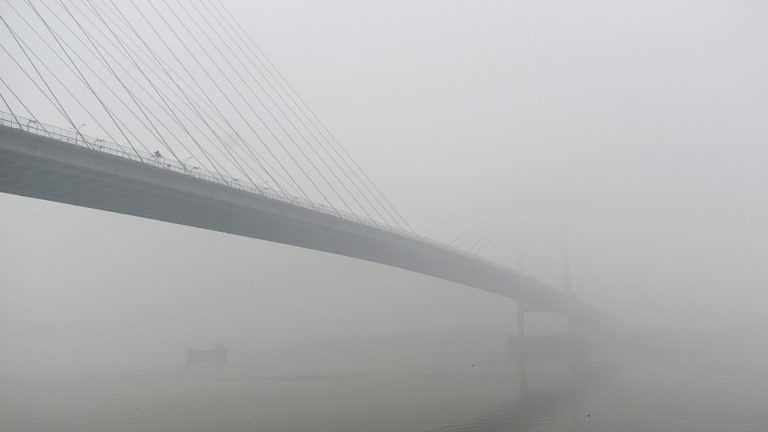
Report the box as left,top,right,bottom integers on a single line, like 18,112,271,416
421,210,581,291
0,0,414,234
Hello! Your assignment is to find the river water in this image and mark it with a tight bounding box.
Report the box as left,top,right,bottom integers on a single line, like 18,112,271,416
3,352,767,431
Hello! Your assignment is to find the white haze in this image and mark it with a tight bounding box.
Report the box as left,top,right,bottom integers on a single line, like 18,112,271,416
2,0,768,376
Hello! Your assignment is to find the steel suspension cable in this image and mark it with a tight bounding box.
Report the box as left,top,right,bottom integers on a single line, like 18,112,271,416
20,0,154,159
69,0,232,183
155,0,348,218
74,0,265,190
0,76,48,133
6,0,189,159
27,0,188,169
131,0,317,207
3,32,138,155
74,0,287,193
109,0,299,199
0,15,95,153
3,1,176,158
0,92,21,127
183,0,383,226
453,213,507,251
96,0,302,197
93,0,277,190
208,0,416,233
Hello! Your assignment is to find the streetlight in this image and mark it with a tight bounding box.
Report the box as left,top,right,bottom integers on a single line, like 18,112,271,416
26,119,38,131
69,123,86,145
181,155,197,173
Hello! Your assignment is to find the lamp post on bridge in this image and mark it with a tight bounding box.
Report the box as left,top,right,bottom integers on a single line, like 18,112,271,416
26,119,38,132
70,123,86,146
181,155,196,172
181,155,205,176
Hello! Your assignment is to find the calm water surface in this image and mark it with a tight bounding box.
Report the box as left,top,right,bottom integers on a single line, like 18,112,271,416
3,353,767,431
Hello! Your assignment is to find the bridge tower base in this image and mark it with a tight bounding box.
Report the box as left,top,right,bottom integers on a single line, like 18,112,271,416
507,301,528,358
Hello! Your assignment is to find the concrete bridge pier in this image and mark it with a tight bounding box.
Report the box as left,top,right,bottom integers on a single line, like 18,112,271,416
507,301,528,358
517,301,527,339
507,302,596,359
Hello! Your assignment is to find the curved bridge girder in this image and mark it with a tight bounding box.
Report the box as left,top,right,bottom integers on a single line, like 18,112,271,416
0,125,595,317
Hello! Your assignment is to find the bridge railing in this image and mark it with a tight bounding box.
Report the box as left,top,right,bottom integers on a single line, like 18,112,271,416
0,111,415,235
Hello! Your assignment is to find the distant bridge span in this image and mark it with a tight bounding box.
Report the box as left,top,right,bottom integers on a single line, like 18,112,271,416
0,121,594,318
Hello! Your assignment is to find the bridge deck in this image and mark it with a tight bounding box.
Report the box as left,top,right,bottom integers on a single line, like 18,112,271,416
0,124,582,314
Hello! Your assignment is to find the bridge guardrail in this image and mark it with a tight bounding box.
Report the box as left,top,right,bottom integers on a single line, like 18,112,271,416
0,112,414,232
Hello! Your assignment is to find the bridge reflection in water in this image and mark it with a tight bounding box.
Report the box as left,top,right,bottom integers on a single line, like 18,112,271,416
425,358,609,432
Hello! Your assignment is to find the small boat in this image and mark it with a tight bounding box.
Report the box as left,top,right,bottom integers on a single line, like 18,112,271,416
186,344,228,368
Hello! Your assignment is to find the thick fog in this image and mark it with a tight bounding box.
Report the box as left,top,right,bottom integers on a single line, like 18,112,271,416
235,0,768,330
2,0,768,380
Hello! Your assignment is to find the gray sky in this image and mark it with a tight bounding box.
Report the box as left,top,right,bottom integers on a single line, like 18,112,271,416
232,0,768,328
2,0,768,369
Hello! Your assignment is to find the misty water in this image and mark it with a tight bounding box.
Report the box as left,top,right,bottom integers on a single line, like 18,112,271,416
3,347,767,432
3,196,768,431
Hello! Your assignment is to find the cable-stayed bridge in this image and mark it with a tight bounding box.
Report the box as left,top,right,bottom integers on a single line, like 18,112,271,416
0,0,604,326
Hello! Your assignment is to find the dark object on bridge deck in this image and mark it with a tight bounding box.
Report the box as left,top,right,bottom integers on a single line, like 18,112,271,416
186,344,228,368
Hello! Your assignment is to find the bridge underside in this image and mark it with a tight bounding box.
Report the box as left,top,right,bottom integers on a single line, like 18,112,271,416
0,125,581,315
